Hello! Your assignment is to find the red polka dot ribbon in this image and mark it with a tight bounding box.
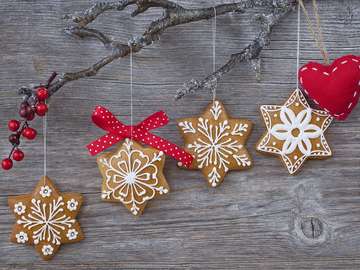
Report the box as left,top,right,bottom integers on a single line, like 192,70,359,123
87,106,193,167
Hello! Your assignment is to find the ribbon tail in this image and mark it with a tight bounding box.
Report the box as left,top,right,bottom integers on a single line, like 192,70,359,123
87,134,123,156
139,132,193,167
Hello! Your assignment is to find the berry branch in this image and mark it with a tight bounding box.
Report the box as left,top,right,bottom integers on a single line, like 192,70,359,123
2,74,54,170
4,0,298,170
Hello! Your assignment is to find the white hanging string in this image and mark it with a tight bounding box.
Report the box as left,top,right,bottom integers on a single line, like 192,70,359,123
296,3,301,89
212,7,217,103
130,46,133,142
43,101,47,182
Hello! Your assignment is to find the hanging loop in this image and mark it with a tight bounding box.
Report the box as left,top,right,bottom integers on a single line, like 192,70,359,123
298,0,329,64
296,2,301,89
212,6,217,103
43,101,47,182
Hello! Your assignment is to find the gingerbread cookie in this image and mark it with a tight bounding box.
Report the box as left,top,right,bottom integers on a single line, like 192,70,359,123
8,176,84,260
97,139,169,216
177,100,253,187
256,89,333,174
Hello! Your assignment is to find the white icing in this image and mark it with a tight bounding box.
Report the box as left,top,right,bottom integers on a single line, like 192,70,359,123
210,101,222,120
208,167,221,187
42,245,54,256
270,107,322,156
100,139,168,215
233,154,251,167
39,186,52,198
14,202,26,215
178,121,196,133
67,199,78,211
17,197,75,245
66,228,78,240
231,123,248,136
15,231,28,243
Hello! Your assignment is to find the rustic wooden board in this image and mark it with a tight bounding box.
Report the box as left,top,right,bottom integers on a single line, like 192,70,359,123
0,0,359,269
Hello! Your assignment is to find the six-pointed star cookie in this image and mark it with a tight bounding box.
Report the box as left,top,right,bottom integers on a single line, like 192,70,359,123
177,100,253,187
97,139,169,216
256,89,333,175
8,176,84,261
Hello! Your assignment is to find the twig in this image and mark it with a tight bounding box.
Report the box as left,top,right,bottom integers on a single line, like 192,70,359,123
42,0,297,97
175,2,296,99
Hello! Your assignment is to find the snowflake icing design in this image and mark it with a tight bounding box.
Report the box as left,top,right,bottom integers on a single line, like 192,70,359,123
178,100,253,187
188,118,242,171
9,176,84,260
257,89,333,174
98,139,169,216
17,197,75,245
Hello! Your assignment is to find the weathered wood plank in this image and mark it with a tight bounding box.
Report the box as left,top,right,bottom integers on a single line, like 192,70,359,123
0,0,359,268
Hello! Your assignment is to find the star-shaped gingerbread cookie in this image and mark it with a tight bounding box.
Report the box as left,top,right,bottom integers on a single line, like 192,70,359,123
177,100,253,187
256,89,333,174
8,176,84,260
97,139,169,216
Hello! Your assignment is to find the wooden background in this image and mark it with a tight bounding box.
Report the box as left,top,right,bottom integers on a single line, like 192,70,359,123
0,0,359,269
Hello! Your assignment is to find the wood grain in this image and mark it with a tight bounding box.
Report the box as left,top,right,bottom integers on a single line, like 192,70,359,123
0,0,359,269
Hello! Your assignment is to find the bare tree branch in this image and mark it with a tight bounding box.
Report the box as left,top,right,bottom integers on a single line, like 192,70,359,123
62,0,136,27
175,2,296,99
41,0,297,97
65,26,113,47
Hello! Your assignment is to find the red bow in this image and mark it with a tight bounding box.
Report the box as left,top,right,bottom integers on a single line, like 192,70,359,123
87,106,193,167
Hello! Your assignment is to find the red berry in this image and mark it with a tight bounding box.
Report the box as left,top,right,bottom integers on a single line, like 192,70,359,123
22,127,37,140
8,120,20,131
20,102,29,109
35,102,48,116
37,87,49,101
19,105,33,118
26,111,35,121
9,134,20,145
26,106,33,114
19,107,28,118
2,158,13,170
13,149,24,161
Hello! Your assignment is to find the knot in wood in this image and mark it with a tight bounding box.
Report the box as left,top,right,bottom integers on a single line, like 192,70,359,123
300,217,323,239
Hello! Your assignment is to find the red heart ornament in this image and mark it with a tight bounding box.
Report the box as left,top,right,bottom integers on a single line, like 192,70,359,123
299,54,360,120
